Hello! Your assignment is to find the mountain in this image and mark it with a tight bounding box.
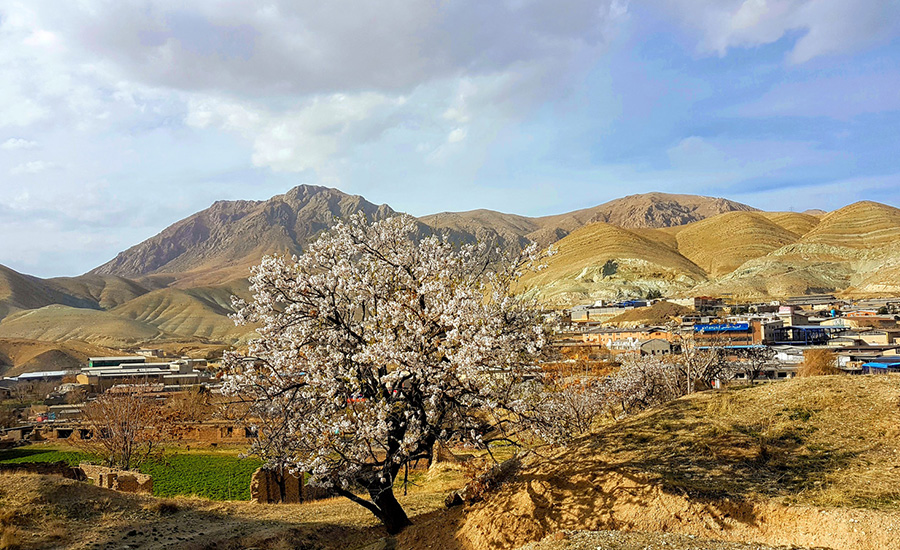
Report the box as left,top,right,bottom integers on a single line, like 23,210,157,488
4,189,900,349
91,185,398,285
422,192,757,248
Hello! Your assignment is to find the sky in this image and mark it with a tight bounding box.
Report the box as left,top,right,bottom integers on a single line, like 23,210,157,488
1,0,900,278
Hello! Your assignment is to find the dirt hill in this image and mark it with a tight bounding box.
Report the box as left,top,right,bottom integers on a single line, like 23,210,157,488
672,211,801,277
0,265,97,321
525,201,900,303
110,280,252,343
603,300,693,327
0,338,121,377
519,222,708,304
0,305,174,348
408,375,900,550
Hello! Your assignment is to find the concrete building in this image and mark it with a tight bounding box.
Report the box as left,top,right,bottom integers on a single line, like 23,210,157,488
639,339,673,356
76,359,210,392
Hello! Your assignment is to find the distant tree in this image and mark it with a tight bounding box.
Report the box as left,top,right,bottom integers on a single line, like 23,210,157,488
878,306,889,315
74,391,169,470
798,349,840,377
646,288,663,300
671,330,736,392
223,214,549,534
607,355,682,414
733,346,777,385
165,386,212,422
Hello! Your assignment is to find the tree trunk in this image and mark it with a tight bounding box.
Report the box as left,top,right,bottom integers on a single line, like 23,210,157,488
370,483,412,535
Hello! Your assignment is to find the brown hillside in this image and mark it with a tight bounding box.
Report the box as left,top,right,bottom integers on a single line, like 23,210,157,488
442,376,900,550
674,212,801,277
424,193,756,249
419,209,540,248
604,300,693,327
47,274,154,309
0,338,121,377
91,185,399,284
110,280,252,344
0,264,96,320
521,222,707,304
0,305,173,348
799,201,900,248
758,212,820,236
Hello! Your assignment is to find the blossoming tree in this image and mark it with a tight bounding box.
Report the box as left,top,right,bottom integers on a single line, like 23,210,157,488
223,213,548,533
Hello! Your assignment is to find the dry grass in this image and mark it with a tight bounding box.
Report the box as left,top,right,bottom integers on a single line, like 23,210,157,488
438,375,900,550
0,457,468,550
797,349,840,377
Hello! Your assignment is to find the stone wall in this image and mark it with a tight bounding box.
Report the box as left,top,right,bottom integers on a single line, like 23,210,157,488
249,467,335,504
250,467,301,503
79,463,153,494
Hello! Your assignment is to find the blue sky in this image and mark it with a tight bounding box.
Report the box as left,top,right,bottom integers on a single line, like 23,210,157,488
1,0,899,277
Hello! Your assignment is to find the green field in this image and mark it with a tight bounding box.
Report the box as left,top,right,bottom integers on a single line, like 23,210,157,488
0,445,262,500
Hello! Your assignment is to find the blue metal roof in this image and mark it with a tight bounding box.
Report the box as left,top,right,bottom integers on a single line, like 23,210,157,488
861,362,900,368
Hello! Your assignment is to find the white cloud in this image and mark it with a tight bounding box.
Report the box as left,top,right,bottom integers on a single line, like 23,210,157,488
9,160,57,174
186,92,408,173
0,138,37,150
447,128,468,143
662,0,900,63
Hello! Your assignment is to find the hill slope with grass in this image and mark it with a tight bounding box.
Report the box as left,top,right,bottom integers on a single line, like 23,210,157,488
435,375,900,550
520,222,708,304
0,305,174,348
110,281,252,343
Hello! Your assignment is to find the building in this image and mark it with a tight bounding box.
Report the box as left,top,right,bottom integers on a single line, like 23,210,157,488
692,319,782,347
87,356,146,368
582,326,674,351
76,359,210,392
639,339,672,356
859,359,900,374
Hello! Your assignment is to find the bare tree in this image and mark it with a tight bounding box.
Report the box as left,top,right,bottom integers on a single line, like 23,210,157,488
733,346,776,384
672,328,737,391
223,214,549,534
74,391,169,470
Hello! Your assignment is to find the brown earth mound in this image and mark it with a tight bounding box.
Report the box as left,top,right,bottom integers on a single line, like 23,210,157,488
0,338,121,377
400,376,900,550
603,301,693,327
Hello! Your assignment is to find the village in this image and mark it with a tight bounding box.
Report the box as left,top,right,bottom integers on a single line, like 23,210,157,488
562,294,900,379
2,292,899,445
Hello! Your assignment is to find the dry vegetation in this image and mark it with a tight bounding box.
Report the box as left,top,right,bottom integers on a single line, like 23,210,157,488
2,376,900,550
406,375,900,550
797,349,840,377
0,469,459,550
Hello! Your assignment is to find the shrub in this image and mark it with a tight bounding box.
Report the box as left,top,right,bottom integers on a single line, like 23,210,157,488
798,349,839,377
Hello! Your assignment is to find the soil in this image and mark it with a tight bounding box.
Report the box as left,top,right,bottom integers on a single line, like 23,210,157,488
518,530,828,550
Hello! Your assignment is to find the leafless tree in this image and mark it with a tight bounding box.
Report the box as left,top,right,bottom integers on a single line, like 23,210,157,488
74,391,169,470
733,346,776,384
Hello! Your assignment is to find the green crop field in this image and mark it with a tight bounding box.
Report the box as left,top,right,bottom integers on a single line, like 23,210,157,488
140,453,262,500
0,445,262,501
